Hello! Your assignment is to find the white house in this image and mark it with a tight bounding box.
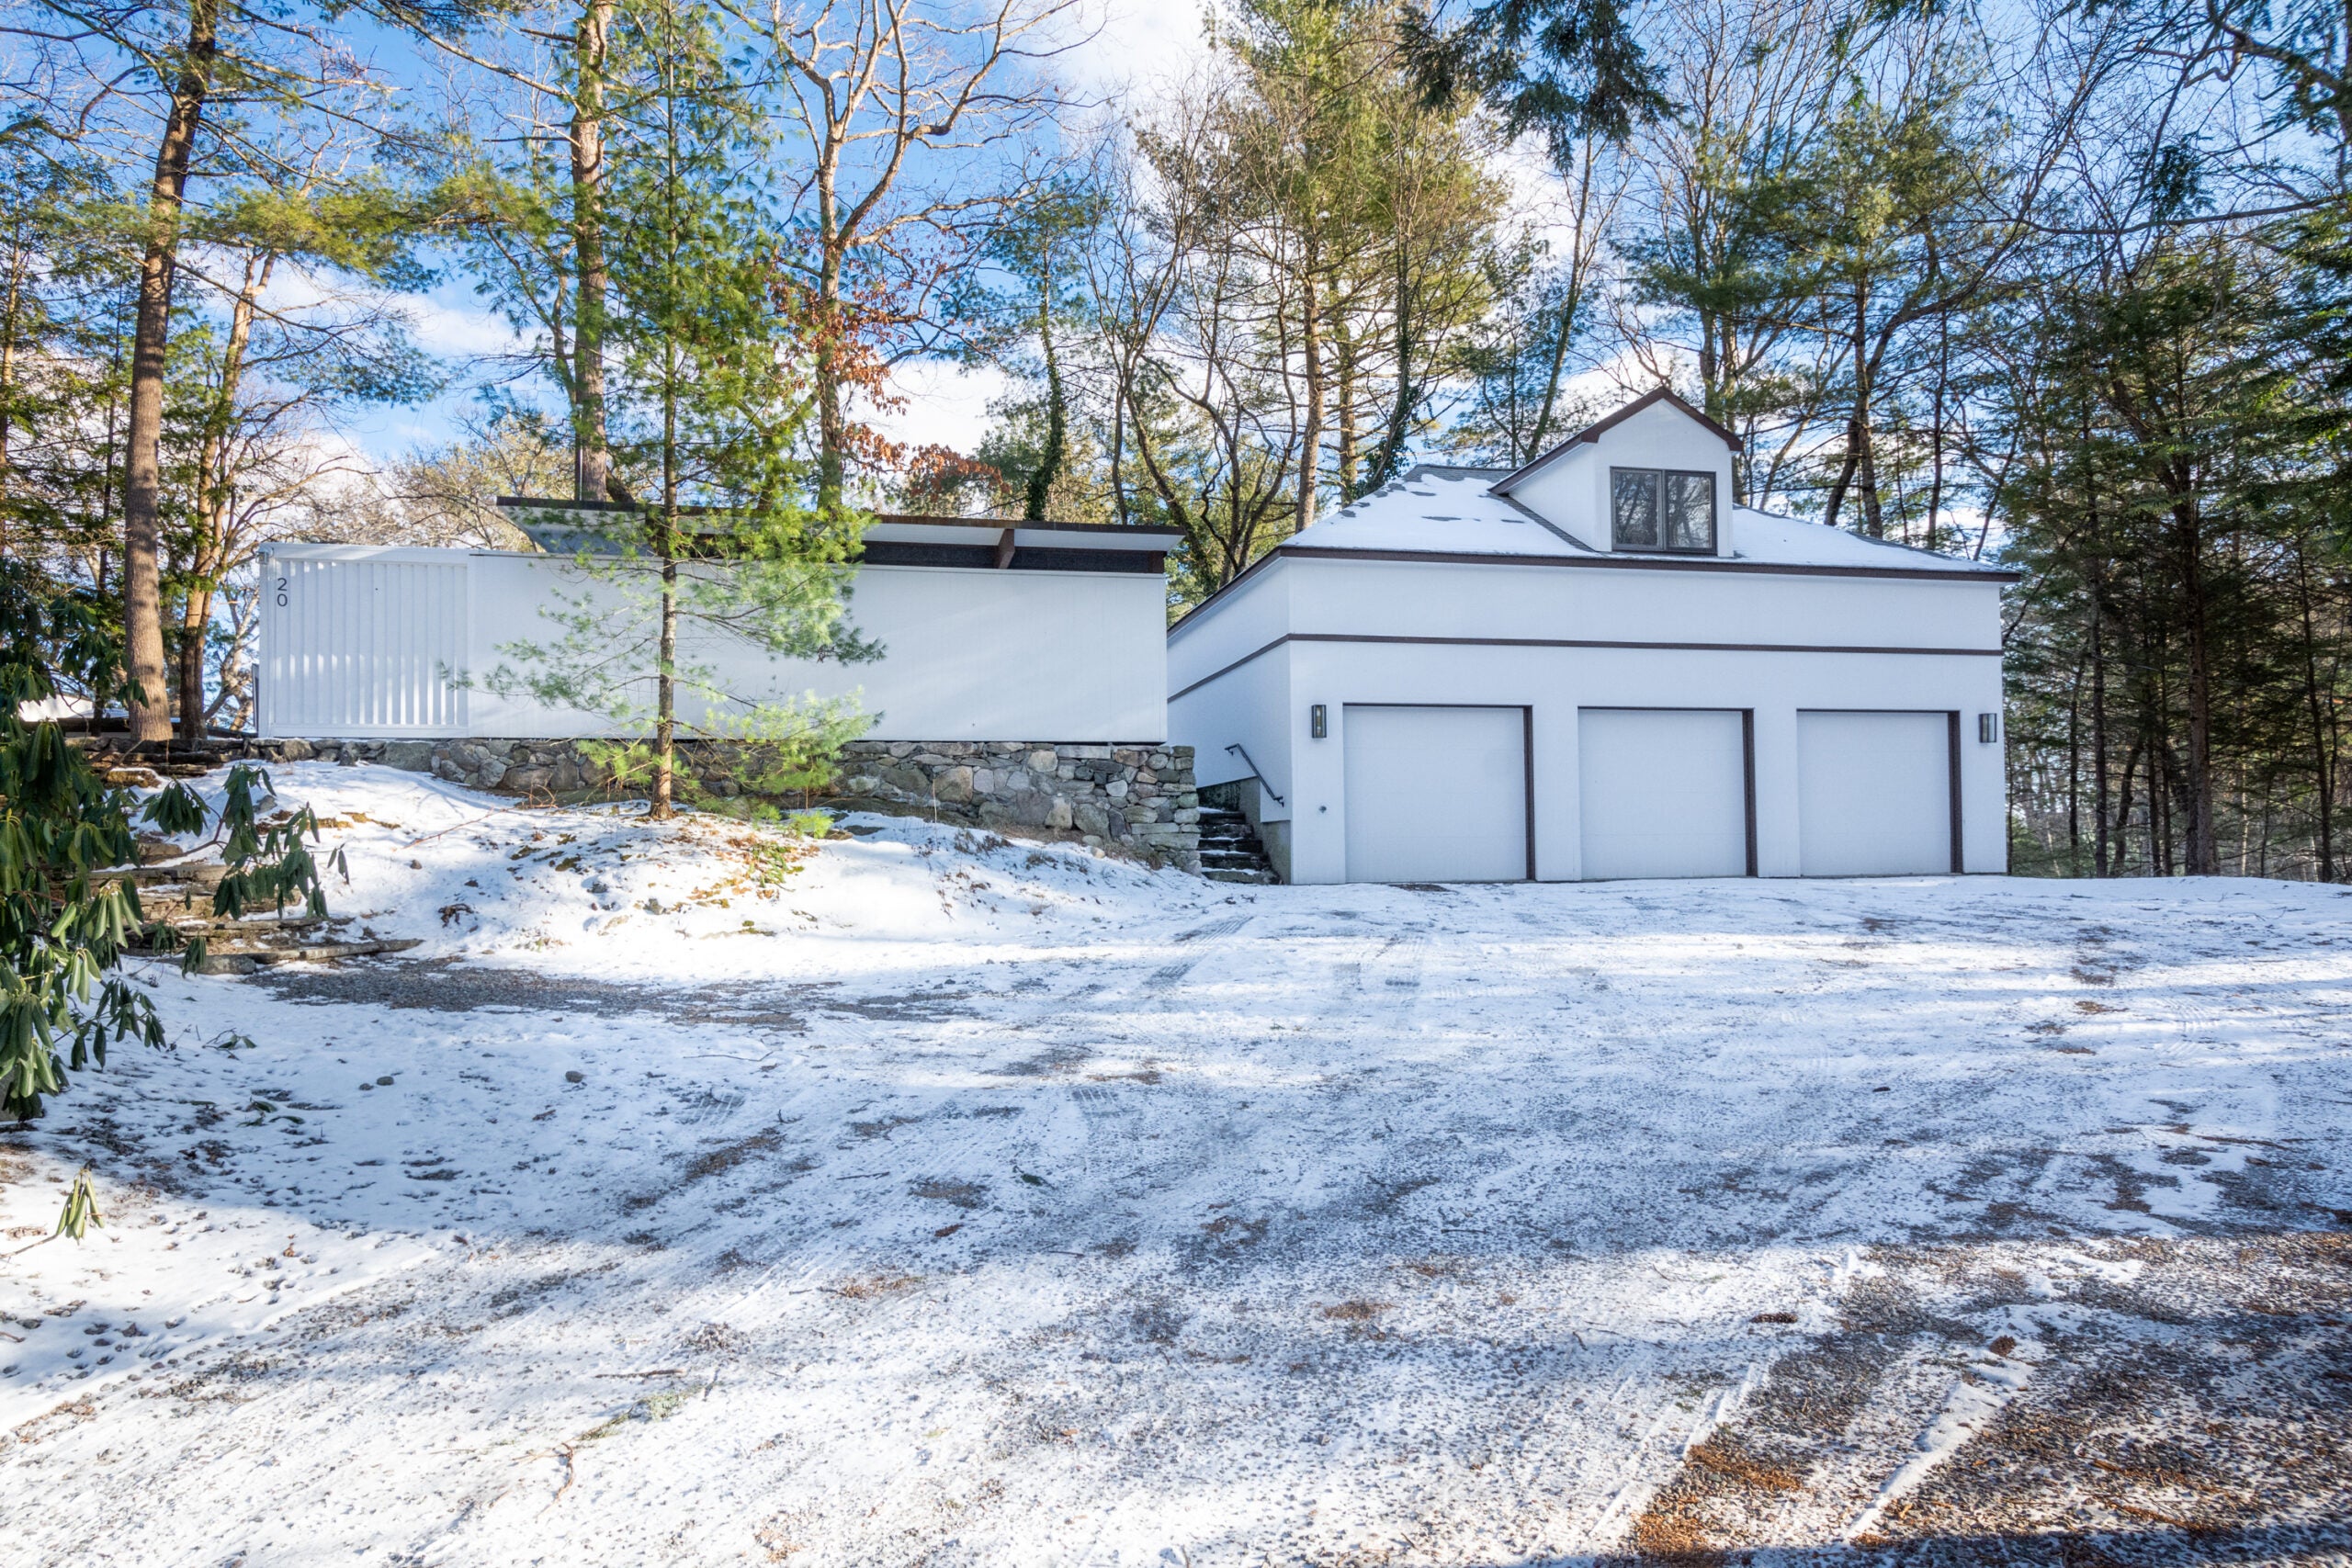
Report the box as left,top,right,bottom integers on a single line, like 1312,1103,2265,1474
1169,389,2016,885
258,512,1177,743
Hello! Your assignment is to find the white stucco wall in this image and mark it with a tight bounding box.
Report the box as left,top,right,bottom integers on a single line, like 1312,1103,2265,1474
1167,555,2007,882
1170,567,1297,771
260,546,1168,742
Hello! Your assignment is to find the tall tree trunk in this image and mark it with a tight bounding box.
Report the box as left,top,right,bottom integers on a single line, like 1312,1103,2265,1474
1294,254,1323,534
0,240,24,549
1852,299,1883,537
1532,273,1588,468
176,251,268,730
2091,564,2110,877
2175,499,2219,874
122,0,220,745
2111,736,2141,874
814,236,846,515
1334,322,1358,501
1106,347,1129,527
1924,312,1951,551
652,387,678,820
2294,530,2336,881
1023,262,1065,522
2066,646,2083,873
1695,308,1721,430
1365,243,1415,491
1822,285,1883,536
571,0,615,502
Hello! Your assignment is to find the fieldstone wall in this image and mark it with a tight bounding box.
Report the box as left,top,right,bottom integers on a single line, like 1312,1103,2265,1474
832,741,1197,870
254,736,1201,872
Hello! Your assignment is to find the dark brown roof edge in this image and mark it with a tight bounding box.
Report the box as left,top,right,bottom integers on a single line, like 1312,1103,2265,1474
870,513,1182,539
1272,544,2018,582
495,497,1180,539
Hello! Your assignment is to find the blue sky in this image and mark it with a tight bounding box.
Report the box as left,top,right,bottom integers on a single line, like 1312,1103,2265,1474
327,0,1212,472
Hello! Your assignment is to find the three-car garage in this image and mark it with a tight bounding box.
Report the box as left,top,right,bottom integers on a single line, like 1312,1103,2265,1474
1329,702,1964,884
1164,405,2016,886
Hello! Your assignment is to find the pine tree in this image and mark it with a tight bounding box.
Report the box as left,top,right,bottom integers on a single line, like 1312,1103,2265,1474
489,0,875,821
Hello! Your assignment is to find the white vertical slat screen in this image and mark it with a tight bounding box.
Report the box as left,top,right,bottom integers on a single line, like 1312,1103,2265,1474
259,551,470,737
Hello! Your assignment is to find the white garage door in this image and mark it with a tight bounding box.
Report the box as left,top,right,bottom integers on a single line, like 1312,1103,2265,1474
1343,705,1527,883
1578,709,1749,879
1797,711,1952,875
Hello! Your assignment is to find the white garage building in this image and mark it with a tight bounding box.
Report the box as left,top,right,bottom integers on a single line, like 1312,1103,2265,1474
1169,389,2015,884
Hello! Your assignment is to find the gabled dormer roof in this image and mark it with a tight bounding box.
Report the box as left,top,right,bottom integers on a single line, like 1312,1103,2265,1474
1489,387,1742,495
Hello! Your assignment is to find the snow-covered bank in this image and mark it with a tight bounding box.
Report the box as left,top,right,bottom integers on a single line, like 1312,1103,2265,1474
3,763,2350,1564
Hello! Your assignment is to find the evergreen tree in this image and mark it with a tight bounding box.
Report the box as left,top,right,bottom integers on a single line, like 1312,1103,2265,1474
0,561,333,1121
489,0,875,820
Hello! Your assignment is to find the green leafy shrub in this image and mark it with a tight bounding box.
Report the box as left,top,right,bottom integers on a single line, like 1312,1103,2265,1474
0,562,334,1121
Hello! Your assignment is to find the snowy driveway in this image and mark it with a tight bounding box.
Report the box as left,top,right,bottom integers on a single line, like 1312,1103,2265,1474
4,766,2351,1565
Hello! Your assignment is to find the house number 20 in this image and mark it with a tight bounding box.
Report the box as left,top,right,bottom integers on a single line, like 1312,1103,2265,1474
275,576,289,607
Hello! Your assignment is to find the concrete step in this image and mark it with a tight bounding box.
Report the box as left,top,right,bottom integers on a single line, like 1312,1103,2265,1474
1203,867,1279,885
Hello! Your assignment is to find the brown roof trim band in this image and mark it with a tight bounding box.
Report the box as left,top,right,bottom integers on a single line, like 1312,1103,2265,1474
497,497,1182,542
1169,631,2005,703
862,541,1165,574
872,513,1183,540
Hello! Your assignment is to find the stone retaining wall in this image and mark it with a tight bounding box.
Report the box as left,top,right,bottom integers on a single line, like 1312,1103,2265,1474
256,737,1200,872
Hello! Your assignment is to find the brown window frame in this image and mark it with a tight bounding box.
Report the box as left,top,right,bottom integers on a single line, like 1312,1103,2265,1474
1609,467,1718,554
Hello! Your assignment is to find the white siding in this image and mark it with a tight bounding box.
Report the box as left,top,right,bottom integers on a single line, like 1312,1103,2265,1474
1502,400,1739,558
260,547,1167,742
260,551,469,736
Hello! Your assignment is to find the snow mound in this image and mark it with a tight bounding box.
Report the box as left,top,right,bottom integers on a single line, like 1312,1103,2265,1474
158,761,1212,983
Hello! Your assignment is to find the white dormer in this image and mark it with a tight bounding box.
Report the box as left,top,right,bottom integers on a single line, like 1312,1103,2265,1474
1487,388,1741,558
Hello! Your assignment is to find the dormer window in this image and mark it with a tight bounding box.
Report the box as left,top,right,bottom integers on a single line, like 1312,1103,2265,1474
1611,468,1716,553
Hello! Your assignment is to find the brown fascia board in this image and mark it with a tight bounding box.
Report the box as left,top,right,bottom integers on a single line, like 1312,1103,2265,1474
1487,388,1744,495
496,497,1181,542
1269,545,2018,582
870,513,1182,542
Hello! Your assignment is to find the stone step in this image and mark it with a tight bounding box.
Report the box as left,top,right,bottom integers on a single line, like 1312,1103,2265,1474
1193,802,1277,884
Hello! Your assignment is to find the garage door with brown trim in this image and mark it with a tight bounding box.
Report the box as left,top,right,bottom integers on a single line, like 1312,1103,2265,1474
1577,708,1750,880
1342,705,1530,884
1796,710,1956,875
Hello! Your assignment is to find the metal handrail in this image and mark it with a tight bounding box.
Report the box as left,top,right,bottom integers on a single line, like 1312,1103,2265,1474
1224,742,1285,806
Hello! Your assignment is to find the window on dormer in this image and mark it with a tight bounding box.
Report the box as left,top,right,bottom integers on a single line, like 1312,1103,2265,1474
1611,468,1716,553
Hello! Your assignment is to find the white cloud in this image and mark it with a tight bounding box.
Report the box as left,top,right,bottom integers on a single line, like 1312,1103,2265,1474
1060,0,1213,96
866,360,1014,456
406,292,529,362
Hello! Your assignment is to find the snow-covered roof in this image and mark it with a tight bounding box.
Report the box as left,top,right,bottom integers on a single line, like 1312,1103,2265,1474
1290,466,2009,576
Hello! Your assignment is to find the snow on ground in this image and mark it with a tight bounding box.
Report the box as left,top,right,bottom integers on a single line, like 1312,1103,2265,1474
3,762,2351,1565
